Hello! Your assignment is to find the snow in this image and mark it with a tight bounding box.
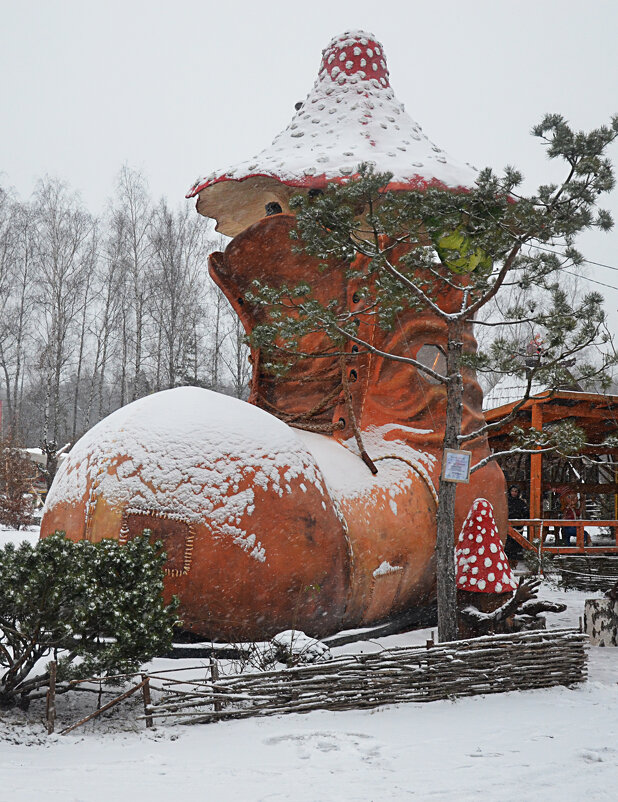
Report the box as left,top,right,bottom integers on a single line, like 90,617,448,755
44,387,332,563
296,423,437,506
187,30,477,200
483,375,547,411
373,560,403,577
44,387,443,567
1,532,617,801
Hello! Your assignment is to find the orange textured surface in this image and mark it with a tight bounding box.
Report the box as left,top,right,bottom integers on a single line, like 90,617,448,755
41,214,507,641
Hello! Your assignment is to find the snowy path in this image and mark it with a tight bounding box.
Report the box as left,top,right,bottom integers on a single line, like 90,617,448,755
1,528,616,801
2,666,617,802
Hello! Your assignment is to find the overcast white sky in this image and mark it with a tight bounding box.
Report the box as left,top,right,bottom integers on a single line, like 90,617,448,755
2,0,618,323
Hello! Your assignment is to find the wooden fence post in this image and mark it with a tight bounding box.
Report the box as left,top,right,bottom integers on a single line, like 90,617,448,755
46,660,57,735
142,673,153,728
210,657,222,712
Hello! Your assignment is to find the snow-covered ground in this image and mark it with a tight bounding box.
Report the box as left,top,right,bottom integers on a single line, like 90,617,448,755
1,527,616,801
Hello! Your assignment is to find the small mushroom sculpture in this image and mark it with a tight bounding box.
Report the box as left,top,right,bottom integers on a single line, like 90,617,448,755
456,499,566,638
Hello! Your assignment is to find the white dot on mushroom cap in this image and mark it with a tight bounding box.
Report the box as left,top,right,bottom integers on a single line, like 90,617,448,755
470,577,477,585
372,63,378,71
354,46,361,55
463,548,470,555
360,58,366,67
497,562,503,570
488,572,495,581
477,580,486,590
476,517,483,522
469,555,477,563
458,576,466,584
458,534,464,542
472,567,478,575
476,535,483,543
484,558,492,567
478,546,485,555
490,543,498,553
339,52,346,61
495,583,503,592
468,535,473,540
367,48,373,57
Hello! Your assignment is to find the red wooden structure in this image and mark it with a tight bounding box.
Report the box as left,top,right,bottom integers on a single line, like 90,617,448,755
486,389,618,556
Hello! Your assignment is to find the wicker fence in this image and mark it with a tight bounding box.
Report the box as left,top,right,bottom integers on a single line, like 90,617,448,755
145,628,587,726
555,555,618,592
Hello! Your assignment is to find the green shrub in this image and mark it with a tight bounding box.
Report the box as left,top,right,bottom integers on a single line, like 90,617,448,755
0,531,178,707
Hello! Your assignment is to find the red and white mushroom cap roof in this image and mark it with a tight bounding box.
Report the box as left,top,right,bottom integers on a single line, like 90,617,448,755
455,499,518,594
187,30,478,237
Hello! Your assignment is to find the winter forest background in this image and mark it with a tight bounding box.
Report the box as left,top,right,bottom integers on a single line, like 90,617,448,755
0,166,248,449
2,164,616,455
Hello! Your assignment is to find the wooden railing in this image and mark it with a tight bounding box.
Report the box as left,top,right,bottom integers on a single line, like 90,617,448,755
508,519,618,555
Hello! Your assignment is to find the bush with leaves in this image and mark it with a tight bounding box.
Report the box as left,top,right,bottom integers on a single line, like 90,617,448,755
0,436,37,530
0,531,178,708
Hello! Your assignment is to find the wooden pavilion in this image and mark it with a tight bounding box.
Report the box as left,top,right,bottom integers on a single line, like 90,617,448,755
485,388,618,555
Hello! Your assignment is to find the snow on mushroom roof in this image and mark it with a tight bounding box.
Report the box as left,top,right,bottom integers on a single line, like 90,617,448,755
187,30,478,237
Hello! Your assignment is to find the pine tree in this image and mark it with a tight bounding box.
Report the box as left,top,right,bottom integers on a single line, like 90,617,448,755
0,532,178,707
247,114,618,641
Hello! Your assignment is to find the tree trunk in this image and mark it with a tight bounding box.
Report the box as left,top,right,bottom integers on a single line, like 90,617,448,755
435,321,464,642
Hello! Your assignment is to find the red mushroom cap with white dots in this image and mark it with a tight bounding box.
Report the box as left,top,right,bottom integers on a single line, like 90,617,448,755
187,30,477,237
455,498,518,594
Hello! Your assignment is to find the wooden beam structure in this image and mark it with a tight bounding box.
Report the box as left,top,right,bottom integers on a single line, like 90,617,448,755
487,390,618,556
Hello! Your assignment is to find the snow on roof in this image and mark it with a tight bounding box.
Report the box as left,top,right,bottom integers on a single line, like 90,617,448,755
187,30,477,236
455,499,517,594
482,374,546,411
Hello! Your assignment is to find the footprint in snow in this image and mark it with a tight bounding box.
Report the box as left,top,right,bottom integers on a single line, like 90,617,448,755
264,731,382,761
580,747,617,763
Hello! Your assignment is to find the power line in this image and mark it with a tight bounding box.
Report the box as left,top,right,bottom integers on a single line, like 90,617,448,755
563,270,618,292
530,243,618,273
524,242,618,292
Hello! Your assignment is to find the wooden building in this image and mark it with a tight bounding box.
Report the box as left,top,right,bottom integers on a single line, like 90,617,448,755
485,387,618,555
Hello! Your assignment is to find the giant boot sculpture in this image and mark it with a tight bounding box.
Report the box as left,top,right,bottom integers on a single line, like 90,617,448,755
41,212,506,640
41,29,508,640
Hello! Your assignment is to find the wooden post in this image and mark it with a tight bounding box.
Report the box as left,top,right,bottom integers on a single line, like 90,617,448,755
210,657,222,713
141,673,153,728
60,678,148,736
576,521,585,551
530,402,543,547
46,660,57,735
